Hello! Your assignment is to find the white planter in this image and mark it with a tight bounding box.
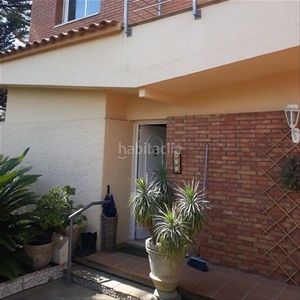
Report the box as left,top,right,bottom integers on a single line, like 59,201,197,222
51,233,69,264
145,238,185,300
58,223,86,253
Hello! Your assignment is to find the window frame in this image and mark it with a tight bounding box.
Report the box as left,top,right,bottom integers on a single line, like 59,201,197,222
63,0,100,23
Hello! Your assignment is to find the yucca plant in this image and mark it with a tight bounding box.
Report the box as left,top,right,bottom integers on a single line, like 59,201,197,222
175,180,208,241
0,148,40,280
129,176,160,241
154,205,190,256
129,166,209,257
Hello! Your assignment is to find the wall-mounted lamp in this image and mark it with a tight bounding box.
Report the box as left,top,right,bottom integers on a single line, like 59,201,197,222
285,104,300,143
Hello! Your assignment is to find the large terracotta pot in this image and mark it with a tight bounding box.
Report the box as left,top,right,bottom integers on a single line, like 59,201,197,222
24,242,53,271
145,238,185,300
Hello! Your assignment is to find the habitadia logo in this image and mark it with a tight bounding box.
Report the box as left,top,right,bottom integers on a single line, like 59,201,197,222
118,142,181,159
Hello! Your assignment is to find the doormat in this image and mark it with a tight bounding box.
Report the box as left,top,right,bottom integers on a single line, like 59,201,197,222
117,245,148,259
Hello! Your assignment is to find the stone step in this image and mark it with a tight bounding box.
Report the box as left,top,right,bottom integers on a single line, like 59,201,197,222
66,264,154,300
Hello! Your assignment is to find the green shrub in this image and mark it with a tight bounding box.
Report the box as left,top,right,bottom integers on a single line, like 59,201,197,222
279,155,300,192
0,148,40,280
34,185,87,233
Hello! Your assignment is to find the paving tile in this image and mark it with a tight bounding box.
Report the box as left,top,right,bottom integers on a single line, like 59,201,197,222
130,263,151,280
277,290,300,300
224,278,259,292
284,284,300,294
116,258,147,273
213,285,248,300
205,273,236,286
113,281,138,294
213,268,240,279
86,252,114,263
80,251,298,300
242,292,270,300
130,255,149,263
96,254,130,268
178,267,206,290
249,283,284,299
188,278,224,298
259,277,289,290
234,272,263,283
100,279,122,289
129,285,154,300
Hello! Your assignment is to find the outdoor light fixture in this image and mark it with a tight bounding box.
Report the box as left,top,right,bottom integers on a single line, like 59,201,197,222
285,104,300,143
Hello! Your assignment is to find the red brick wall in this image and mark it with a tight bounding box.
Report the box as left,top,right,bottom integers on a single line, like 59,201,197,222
167,111,300,285
29,0,214,42
30,0,124,42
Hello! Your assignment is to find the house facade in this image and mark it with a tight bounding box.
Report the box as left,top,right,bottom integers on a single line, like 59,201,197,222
0,0,299,285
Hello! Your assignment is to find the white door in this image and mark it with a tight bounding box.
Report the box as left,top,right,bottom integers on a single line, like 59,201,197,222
135,125,166,239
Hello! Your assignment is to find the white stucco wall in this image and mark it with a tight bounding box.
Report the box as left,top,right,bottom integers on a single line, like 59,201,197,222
0,119,105,237
5,88,106,123
1,0,298,88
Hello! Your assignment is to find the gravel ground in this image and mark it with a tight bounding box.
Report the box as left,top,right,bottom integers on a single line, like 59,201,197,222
3,278,116,300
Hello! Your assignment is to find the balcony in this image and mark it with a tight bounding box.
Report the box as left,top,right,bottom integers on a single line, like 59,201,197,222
1,0,299,96
123,0,204,36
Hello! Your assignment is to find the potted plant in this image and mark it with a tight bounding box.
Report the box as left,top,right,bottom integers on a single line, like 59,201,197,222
57,185,88,253
24,186,70,270
129,166,209,300
0,148,40,280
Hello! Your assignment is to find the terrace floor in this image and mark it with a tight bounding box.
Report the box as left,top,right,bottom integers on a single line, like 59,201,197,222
75,245,300,300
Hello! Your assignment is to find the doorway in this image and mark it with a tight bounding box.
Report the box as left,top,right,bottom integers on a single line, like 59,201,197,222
131,123,167,240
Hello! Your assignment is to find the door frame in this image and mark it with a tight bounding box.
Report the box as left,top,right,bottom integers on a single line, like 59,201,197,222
129,120,167,240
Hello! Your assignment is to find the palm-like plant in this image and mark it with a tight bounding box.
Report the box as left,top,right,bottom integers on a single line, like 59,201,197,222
152,165,174,208
175,180,209,240
0,148,40,280
154,205,190,256
130,166,209,257
129,176,160,241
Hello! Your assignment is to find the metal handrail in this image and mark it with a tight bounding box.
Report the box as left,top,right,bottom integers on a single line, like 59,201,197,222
124,0,201,37
66,200,111,284
193,0,201,19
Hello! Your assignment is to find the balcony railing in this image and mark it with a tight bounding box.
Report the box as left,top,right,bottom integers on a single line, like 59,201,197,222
124,0,201,36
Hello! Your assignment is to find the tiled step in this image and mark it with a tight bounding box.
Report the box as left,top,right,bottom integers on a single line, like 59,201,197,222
73,253,212,300
66,264,154,300
74,253,153,288
73,251,300,300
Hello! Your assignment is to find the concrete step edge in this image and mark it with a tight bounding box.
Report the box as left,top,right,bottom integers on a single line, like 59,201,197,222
63,265,154,300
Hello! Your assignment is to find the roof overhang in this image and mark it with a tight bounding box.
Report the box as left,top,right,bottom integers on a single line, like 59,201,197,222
0,20,122,63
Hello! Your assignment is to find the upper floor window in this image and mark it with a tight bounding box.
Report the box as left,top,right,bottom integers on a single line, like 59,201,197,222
63,0,101,23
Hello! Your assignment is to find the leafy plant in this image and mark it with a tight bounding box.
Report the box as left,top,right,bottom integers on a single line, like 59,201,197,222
34,186,70,232
279,155,300,192
0,148,40,280
129,176,160,241
129,167,209,257
61,185,88,227
34,185,87,235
